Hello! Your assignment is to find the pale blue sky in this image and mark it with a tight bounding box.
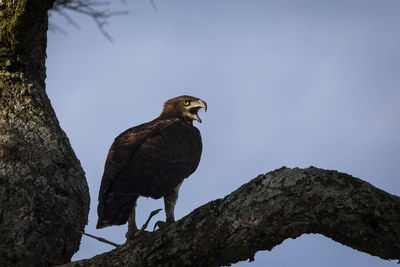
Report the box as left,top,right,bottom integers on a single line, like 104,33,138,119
46,1,400,266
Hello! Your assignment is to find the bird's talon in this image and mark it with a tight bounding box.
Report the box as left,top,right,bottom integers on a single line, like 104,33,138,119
153,220,167,231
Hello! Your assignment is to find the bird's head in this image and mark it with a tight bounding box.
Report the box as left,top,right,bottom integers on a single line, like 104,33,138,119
161,95,207,123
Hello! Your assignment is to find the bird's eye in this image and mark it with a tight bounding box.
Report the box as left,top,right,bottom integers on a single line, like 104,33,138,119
183,100,191,106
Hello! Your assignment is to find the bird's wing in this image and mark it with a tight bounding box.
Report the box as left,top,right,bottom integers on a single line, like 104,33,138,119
98,118,179,201
118,120,202,198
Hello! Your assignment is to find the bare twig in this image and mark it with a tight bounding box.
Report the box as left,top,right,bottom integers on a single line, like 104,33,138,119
75,228,121,248
135,208,162,237
50,0,128,41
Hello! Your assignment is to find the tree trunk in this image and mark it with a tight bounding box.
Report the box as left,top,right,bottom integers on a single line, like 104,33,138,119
63,167,400,267
0,1,90,266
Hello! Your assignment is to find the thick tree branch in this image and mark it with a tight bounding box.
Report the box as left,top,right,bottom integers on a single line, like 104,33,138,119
63,167,400,266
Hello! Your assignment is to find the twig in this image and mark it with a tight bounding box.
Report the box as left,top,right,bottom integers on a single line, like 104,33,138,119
135,208,162,236
75,228,121,248
50,0,128,41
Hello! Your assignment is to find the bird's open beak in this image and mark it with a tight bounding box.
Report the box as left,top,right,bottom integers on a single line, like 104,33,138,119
189,99,207,123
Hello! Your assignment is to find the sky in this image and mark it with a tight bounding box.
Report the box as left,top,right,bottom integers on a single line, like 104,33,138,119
46,1,400,266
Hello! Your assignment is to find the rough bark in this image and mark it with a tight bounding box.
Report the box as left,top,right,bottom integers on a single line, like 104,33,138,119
63,167,400,267
0,1,90,266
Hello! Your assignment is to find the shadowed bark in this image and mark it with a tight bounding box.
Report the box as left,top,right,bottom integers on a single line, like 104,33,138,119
0,1,89,266
63,167,400,266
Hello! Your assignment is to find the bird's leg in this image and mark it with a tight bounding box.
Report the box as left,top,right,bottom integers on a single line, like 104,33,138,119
154,182,182,230
125,198,138,242
165,189,178,223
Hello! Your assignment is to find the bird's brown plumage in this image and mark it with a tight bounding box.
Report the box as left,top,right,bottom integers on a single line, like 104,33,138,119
96,96,206,231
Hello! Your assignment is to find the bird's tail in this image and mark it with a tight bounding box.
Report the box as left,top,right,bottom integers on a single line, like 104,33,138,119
96,220,109,229
96,194,138,228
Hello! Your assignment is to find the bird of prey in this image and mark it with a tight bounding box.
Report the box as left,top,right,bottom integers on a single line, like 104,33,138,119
96,95,207,240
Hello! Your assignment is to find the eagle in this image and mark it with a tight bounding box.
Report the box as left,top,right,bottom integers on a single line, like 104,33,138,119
96,95,207,240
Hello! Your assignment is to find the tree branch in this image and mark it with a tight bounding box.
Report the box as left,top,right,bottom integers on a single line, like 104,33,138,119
63,167,400,266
